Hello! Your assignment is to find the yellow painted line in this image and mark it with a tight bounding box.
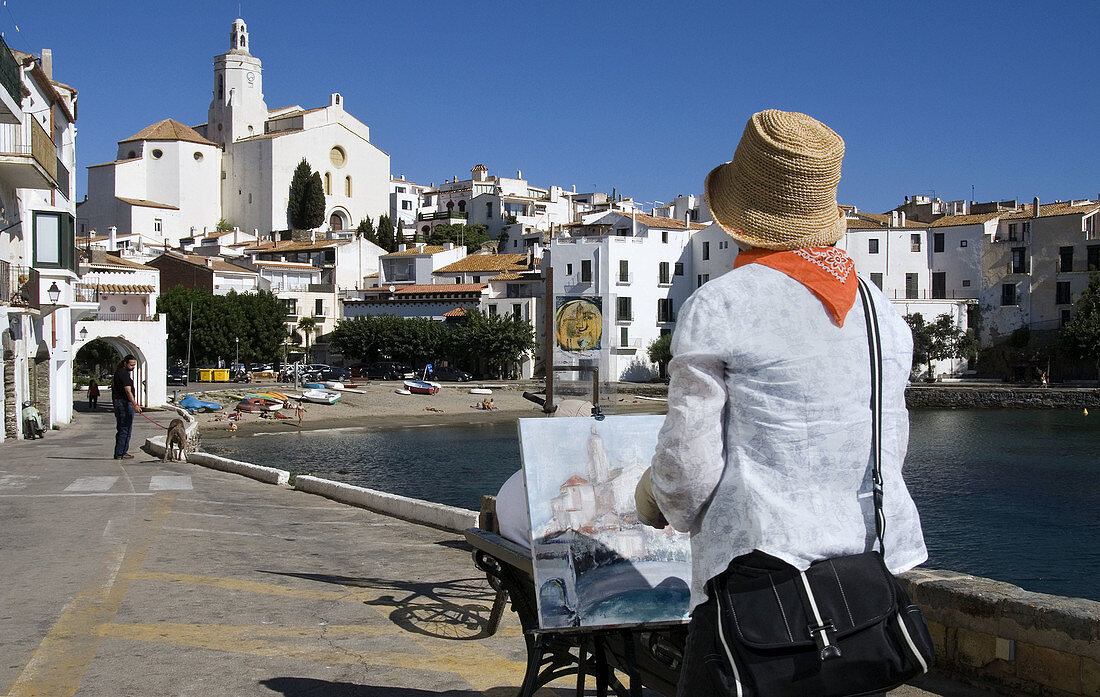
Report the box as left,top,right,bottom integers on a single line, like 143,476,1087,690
2,493,176,697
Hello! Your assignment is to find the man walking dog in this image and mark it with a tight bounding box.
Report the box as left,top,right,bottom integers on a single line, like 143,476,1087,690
111,354,142,460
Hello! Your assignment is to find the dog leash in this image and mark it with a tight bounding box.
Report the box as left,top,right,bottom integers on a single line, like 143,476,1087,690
137,410,170,430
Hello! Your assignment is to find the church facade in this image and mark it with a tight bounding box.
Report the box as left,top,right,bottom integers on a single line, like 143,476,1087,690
79,19,390,244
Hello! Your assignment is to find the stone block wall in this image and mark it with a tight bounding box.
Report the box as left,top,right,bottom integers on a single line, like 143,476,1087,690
898,568,1100,696
906,386,1100,409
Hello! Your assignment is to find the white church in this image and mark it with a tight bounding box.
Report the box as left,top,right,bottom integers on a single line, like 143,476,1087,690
78,18,390,244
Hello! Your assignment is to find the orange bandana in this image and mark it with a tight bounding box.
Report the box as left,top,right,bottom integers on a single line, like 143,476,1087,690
734,246,858,326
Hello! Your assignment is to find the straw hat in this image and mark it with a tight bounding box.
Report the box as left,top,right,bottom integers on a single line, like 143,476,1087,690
705,109,846,250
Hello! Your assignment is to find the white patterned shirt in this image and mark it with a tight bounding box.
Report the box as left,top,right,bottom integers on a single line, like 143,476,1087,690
650,264,928,609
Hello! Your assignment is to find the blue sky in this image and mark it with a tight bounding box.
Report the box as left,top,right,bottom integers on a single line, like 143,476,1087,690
11,1,1100,213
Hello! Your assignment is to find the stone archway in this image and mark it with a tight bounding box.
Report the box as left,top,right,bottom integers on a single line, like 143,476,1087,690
328,208,350,232
71,317,167,408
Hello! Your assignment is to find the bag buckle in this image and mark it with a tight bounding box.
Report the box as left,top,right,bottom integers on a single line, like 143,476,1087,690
808,620,842,661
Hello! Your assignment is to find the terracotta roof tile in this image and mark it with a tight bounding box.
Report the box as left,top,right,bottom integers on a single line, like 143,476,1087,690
119,119,216,146
929,212,1004,227
152,252,258,275
236,128,304,142
488,272,523,281
442,307,467,317
622,211,708,230
394,283,487,295
244,239,345,253
1000,201,1100,219
380,245,447,257
95,284,156,295
846,213,926,229
85,250,156,270
433,254,529,274
88,156,141,168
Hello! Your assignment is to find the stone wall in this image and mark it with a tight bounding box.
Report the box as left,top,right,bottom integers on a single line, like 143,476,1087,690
906,386,1100,409
898,569,1100,696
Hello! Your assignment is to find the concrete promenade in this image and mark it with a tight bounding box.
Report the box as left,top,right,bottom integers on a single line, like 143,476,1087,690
0,409,998,696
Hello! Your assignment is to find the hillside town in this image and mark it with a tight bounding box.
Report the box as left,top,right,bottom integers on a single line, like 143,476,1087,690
2,19,1099,440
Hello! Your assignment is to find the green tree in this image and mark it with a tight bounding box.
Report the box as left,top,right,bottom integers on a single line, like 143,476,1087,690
356,215,377,245
426,223,489,253
904,312,977,381
297,316,318,362
287,159,326,230
396,219,406,246
1061,270,1100,379
647,333,673,377
157,287,289,367
452,310,535,378
215,218,233,232
377,214,396,253
74,338,120,379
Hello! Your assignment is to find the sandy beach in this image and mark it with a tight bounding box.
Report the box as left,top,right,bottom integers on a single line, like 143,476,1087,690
174,380,667,438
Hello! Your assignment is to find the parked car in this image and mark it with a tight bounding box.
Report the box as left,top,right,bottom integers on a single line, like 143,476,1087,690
301,363,330,381
432,366,473,382
348,363,371,378
319,367,351,382
367,362,415,380
167,365,189,386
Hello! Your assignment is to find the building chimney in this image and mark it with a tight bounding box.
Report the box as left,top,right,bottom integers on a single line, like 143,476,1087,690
89,228,97,239
1033,196,1040,218
233,227,240,245
891,211,899,227
108,226,117,251
517,169,522,179
40,49,52,80
443,242,454,251
205,257,214,268
684,211,690,228
398,243,407,252
900,211,906,226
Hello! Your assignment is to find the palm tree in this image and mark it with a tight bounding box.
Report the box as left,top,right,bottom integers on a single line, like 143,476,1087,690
297,316,317,362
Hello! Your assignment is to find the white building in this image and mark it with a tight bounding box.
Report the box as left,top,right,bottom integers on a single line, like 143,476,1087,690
79,18,391,245
550,211,705,381
390,175,428,232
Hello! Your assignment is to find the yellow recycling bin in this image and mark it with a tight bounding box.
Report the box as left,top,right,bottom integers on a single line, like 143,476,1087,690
213,369,230,382
198,369,214,382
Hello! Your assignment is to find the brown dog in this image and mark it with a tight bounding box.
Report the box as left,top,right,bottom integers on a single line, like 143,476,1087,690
163,418,188,461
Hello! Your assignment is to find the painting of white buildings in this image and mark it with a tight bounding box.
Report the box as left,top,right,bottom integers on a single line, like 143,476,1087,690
519,415,691,629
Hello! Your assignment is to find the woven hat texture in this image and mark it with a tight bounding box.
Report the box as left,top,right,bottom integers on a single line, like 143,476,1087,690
706,110,846,251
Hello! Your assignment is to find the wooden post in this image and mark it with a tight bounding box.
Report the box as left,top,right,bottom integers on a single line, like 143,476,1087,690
543,260,554,413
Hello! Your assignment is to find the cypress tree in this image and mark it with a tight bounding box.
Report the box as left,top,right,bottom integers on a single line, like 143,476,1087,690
305,172,326,230
356,215,376,244
377,214,396,252
286,159,312,230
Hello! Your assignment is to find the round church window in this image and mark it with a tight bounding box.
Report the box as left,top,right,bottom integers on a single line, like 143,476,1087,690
151,149,163,159
329,146,346,168
194,151,204,161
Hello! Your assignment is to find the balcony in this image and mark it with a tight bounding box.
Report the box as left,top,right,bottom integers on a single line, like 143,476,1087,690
308,283,336,293
85,313,158,322
3,265,39,308
0,116,57,189
0,37,20,124
418,210,468,222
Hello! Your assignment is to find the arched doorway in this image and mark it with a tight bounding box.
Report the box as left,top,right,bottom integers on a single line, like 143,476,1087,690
70,316,167,410
329,213,343,231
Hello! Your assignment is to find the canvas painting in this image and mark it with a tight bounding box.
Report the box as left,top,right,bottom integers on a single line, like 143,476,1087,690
554,296,603,353
519,415,692,630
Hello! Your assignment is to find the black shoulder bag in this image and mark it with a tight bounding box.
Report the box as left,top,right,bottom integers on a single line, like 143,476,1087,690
710,277,935,697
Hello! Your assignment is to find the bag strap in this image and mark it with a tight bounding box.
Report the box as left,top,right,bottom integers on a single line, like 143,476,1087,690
856,277,886,554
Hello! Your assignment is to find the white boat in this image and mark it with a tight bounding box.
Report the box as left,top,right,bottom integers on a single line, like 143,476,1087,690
301,388,341,405
323,381,345,390
469,388,493,395
395,388,412,395
404,379,440,395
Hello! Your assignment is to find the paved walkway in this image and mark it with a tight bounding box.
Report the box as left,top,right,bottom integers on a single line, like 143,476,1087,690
0,409,998,696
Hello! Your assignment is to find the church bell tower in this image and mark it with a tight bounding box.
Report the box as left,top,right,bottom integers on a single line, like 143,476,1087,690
208,18,268,148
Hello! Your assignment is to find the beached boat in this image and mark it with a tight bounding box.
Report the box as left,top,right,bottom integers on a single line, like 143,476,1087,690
394,388,412,395
323,381,344,390
469,388,492,395
404,379,440,395
303,382,326,389
237,397,283,412
301,388,341,405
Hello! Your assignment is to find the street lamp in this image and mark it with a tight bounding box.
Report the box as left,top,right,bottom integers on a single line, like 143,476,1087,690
78,326,88,342
47,281,60,304
235,337,239,367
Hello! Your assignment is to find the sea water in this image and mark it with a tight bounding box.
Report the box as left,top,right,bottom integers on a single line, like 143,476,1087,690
204,409,1100,601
